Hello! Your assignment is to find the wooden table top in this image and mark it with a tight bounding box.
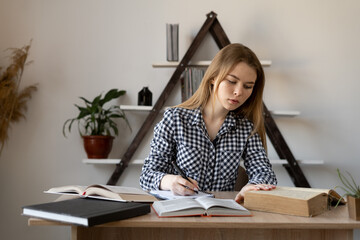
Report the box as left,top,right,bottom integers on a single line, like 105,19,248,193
28,191,360,229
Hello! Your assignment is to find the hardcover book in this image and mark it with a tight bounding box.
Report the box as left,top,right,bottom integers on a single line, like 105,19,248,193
152,196,251,217
166,23,179,61
244,186,344,217
45,184,157,203
22,198,150,227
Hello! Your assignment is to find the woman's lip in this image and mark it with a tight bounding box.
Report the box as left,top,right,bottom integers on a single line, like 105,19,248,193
229,99,239,104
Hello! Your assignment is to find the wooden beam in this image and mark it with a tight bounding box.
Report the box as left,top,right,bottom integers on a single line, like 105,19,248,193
263,104,310,187
107,12,219,185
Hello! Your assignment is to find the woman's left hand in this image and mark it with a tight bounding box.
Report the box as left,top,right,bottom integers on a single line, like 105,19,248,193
235,184,276,203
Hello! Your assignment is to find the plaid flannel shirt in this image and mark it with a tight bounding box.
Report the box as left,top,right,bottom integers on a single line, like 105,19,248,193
140,107,277,191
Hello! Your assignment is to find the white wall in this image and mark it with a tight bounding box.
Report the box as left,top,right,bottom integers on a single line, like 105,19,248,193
1,0,359,239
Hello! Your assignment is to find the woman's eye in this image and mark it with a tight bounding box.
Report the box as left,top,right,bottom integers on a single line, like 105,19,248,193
227,79,236,84
244,85,253,89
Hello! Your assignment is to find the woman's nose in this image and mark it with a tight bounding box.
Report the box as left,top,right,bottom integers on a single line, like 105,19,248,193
234,85,243,96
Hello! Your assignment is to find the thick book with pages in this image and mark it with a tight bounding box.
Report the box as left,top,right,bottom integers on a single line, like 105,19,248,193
152,196,251,217
22,198,150,227
45,184,157,203
244,186,344,217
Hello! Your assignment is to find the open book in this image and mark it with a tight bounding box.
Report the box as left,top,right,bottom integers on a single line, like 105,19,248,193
45,184,158,203
244,186,344,217
152,196,251,217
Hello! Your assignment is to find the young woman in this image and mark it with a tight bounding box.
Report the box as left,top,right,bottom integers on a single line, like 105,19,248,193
140,43,277,202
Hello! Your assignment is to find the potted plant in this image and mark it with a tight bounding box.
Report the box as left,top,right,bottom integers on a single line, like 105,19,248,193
63,88,131,159
336,168,360,220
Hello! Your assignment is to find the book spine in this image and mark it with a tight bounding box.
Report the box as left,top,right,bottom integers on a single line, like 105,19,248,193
181,67,206,101
172,24,179,61
87,204,150,226
166,24,172,61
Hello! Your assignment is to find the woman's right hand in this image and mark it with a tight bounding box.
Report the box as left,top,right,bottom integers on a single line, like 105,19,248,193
160,174,199,196
235,184,276,203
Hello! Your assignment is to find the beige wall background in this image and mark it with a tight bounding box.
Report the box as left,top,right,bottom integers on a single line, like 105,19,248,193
1,0,359,239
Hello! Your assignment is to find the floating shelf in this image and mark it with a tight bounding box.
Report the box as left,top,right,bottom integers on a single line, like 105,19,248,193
82,159,144,165
119,105,300,117
152,60,272,68
119,105,153,111
83,159,323,166
270,160,324,165
270,110,300,117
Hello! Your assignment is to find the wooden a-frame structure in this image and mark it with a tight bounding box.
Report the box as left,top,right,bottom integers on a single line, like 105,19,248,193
107,11,311,188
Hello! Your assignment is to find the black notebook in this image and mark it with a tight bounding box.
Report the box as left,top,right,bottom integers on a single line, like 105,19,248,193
22,198,150,227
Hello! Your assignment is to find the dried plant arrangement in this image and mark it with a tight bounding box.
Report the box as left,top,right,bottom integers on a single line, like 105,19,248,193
0,42,38,155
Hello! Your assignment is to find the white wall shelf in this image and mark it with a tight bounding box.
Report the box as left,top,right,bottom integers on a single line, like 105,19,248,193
83,158,323,166
82,159,144,165
152,60,272,68
270,110,300,117
119,105,153,111
270,160,324,165
119,105,300,117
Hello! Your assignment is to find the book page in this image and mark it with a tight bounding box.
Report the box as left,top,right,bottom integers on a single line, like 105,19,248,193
277,186,330,194
152,198,204,213
196,196,247,211
150,190,213,200
46,184,155,202
83,187,124,201
45,185,87,195
247,187,325,200
86,184,149,195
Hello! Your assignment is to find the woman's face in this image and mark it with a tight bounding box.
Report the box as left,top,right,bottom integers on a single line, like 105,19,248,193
215,62,257,112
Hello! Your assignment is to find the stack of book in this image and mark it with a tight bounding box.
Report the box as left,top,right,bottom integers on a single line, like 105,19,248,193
181,67,207,102
22,184,157,226
23,198,150,227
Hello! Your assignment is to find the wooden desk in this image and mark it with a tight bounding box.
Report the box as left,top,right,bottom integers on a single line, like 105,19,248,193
28,192,360,240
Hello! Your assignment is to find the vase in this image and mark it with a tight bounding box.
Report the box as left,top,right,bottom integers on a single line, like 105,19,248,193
138,87,152,106
82,135,114,159
347,195,360,221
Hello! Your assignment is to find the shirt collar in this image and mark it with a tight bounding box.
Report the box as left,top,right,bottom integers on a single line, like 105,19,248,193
190,108,238,131
190,108,203,126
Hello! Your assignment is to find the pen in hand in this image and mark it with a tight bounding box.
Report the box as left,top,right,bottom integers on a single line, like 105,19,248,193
171,160,199,194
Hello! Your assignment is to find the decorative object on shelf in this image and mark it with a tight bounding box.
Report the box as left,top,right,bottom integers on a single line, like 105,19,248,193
0,41,38,156
166,23,179,61
137,87,152,106
335,168,360,220
63,88,131,159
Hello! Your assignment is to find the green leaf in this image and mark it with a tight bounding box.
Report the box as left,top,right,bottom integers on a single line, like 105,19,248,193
92,94,101,106
62,118,75,137
79,96,91,104
100,89,126,106
338,169,357,193
336,168,360,199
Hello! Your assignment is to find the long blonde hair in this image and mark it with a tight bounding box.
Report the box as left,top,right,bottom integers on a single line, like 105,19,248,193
177,43,267,149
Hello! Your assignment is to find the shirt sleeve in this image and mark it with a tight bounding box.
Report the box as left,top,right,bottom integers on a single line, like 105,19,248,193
243,133,277,185
139,109,176,191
